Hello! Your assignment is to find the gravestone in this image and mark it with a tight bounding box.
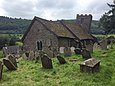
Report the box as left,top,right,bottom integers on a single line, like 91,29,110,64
3,58,17,70
22,53,28,60
93,43,101,50
74,48,81,54
85,43,93,52
35,51,39,58
57,55,67,64
59,47,64,54
0,61,3,80
7,54,17,67
79,58,100,73
41,54,53,69
28,51,35,60
64,47,71,57
71,47,75,55
35,51,40,60
99,39,107,50
81,48,91,59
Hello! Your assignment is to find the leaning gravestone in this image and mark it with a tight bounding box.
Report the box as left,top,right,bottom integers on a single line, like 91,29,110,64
41,54,53,69
81,48,91,59
0,61,3,80
64,47,71,57
57,55,67,64
99,39,107,50
74,48,81,54
3,58,17,70
7,54,17,67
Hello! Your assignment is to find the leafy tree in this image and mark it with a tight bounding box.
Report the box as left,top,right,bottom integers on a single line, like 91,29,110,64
0,37,9,49
99,0,115,49
99,0,115,35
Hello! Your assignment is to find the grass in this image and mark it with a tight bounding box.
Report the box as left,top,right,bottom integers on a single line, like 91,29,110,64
0,46,115,86
0,34,23,39
93,34,115,37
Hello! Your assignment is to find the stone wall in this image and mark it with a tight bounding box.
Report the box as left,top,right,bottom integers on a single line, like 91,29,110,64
23,21,59,57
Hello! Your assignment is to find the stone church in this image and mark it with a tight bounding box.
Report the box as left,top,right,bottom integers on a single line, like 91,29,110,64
22,14,95,57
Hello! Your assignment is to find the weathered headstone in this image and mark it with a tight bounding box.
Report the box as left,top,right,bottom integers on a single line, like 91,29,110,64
0,61,3,80
41,54,53,69
93,43,101,50
22,53,28,60
64,47,71,57
3,58,17,70
79,58,100,73
99,39,107,50
85,43,93,52
7,54,17,67
28,51,35,60
57,55,67,64
35,51,40,60
59,47,64,54
74,48,81,54
70,47,75,55
35,51,39,58
81,48,91,59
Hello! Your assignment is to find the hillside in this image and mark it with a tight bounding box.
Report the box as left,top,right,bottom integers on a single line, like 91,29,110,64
0,16,111,34
0,16,31,34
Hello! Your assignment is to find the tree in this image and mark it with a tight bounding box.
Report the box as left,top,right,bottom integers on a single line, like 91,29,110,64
99,0,115,49
99,1,115,35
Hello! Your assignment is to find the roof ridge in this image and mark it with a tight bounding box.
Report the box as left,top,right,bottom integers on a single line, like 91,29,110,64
60,20,80,41
35,16,54,23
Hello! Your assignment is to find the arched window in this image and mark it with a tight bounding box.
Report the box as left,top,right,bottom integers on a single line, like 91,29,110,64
37,41,42,50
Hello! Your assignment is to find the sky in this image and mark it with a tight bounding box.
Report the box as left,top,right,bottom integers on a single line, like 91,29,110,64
0,0,113,20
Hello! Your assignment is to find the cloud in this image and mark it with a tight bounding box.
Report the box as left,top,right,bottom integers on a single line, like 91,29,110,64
0,0,114,20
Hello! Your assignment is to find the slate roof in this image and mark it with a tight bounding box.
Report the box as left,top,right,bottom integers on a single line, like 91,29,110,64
37,17,75,38
61,20,94,40
22,16,94,41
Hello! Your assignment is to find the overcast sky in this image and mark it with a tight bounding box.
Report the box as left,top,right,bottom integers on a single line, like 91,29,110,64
0,0,113,20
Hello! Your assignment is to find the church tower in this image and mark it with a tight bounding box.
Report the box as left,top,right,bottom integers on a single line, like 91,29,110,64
76,14,92,33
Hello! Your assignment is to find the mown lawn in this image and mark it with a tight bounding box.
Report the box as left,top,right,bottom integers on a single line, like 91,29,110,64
0,47,115,86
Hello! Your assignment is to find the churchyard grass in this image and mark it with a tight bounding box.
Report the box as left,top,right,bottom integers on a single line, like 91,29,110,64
0,45,115,86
